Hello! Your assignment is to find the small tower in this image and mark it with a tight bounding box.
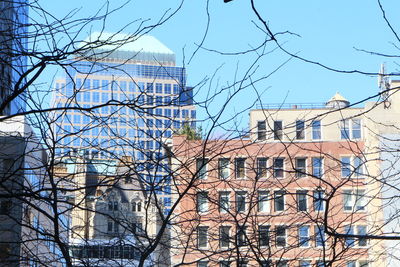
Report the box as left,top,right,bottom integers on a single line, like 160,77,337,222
326,92,350,109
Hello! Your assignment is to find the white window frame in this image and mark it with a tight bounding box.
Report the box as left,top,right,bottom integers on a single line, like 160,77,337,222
257,157,268,179
219,225,231,248
257,120,267,141
343,189,366,212
197,192,209,213
219,191,230,213
235,158,246,179
236,191,246,212
297,190,308,211
274,191,285,212
197,226,208,249
258,191,270,212
276,225,287,247
295,158,307,178
296,120,305,140
312,120,322,140
298,225,310,247
218,158,230,180
352,119,362,139
273,158,285,178
273,120,283,140
196,158,208,180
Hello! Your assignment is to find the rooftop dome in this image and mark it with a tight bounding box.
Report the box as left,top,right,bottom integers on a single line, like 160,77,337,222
326,92,350,109
80,32,176,64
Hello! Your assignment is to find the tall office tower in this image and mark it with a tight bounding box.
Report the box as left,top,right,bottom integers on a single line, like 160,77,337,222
0,0,28,115
51,32,196,214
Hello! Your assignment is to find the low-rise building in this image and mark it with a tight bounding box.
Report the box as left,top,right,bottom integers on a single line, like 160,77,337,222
169,82,400,266
56,156,169,266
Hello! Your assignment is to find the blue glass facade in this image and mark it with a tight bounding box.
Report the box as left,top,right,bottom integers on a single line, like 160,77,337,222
53,48,196,214
0,0,28,115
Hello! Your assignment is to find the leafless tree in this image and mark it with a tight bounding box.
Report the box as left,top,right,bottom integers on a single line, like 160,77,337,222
1,1,400,267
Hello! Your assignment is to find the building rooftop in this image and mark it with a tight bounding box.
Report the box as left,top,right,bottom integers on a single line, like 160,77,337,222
80,32,176,64
254,92,354,110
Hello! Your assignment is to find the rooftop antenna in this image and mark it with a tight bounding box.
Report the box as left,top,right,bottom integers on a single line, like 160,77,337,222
378,63,391,108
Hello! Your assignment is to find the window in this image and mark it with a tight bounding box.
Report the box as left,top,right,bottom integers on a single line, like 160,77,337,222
352,119,361,139
257,121,266,140
357,225,367,247
340,120,350,139
257,158,268,178
197,192,208,213
341,157,351,177
346,262,356,267
235,158,246,178
219,192,230,213
164,84,172,94
299,260,311,267
298,226,310,247
92,92,100,103
236,191,246,212
260,261,272,267
238,261,247,267
312,120,321,140
237,225,247,246
344,225,367,247
132,202,141,212
156,96,163,105
296,120,305,140
155,83,162,93
344,225,355,247
359,261,369,267
313,190,325,211
273,158,284,178
273,121,283,140
196,158,208,179
197,226,208,248
315,225,326,247
312,157,323,178
218,158,230,179
354,156,364,177
274,191,285,211
220,261,230,267
146,83,153,93
276,261,288,267
107,219,118,233
342,156,364,178
108,201,118,211
297,190,308,211
343,189,366,211
0,200,12,215
198,262,208,267
258,225,270,247
276,226,286,247
258,191,269,212
219,226,230,248
295,158,306,178
73,114,81,124
83,91,90,102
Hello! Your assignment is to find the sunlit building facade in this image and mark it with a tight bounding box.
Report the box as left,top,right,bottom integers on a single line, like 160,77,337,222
51,33,196,214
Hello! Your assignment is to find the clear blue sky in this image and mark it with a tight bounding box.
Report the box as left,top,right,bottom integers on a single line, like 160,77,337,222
35,0,400,131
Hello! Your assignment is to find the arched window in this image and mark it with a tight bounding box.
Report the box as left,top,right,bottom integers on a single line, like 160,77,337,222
137,202,141,212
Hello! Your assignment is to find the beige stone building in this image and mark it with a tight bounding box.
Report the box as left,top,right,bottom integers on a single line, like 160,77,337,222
56,157,168,266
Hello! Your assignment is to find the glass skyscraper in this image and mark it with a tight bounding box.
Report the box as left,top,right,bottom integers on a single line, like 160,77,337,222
52,33,196,213
0,0,28,115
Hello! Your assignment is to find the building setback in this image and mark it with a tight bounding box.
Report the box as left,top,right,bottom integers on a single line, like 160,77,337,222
169,83,400,266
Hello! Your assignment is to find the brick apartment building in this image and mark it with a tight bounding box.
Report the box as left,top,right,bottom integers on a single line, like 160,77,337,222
168,80,400,266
